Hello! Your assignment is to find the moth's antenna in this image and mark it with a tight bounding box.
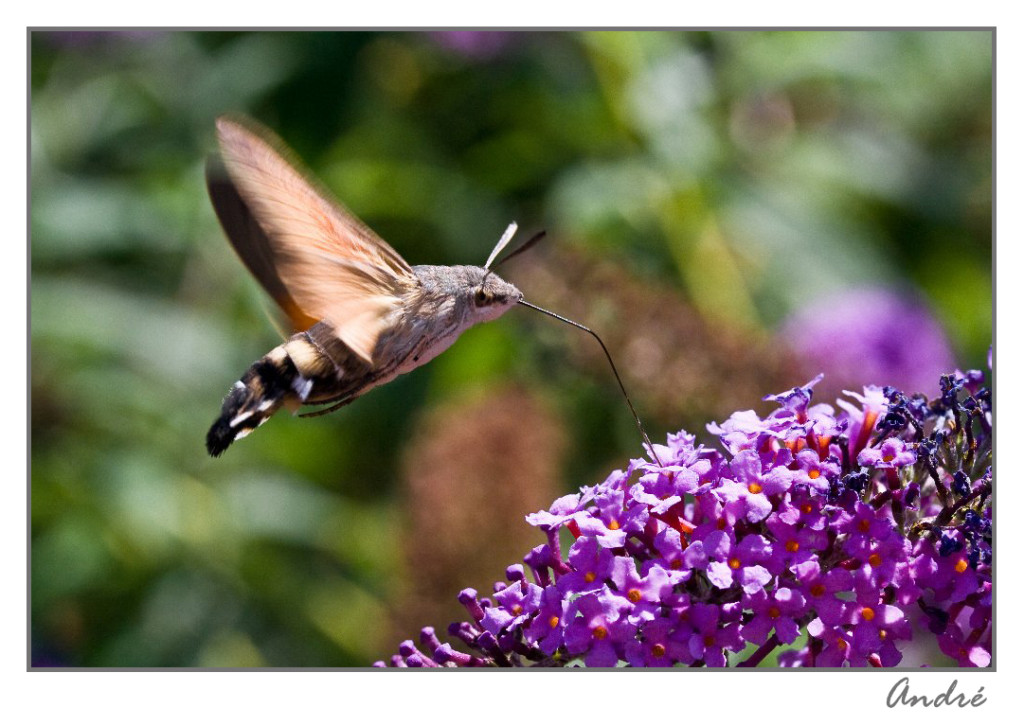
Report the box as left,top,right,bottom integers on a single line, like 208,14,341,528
483,229,548,282
518,299,664,466
492,230,546,271
485,222,519,270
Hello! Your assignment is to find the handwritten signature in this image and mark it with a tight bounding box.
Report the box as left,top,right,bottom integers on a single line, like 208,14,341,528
887,677,987,708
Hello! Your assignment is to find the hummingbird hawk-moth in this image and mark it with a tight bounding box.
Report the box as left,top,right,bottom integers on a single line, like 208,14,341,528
205,116,657,461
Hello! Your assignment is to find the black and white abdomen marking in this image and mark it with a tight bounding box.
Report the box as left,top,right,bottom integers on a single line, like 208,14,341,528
206,344,310,456
205,325,379,456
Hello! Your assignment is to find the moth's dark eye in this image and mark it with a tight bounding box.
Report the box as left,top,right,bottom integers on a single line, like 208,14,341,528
474,288,492,306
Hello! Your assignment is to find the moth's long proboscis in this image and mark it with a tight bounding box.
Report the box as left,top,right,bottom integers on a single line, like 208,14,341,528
518,299,664,466
485,222,519,270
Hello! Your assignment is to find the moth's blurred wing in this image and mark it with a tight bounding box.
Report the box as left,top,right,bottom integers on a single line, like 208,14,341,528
206,155,319,331
209,116,417,363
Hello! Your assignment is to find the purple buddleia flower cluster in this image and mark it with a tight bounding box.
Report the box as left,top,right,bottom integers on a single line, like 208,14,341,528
376,368,992,668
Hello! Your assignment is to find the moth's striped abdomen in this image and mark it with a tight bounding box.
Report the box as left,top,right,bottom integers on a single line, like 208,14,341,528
206,345,302,456
205,325,379,456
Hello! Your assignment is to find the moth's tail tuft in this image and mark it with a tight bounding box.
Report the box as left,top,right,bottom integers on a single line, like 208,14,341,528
206,415,233,456
206,353,298,457
206,417,236,457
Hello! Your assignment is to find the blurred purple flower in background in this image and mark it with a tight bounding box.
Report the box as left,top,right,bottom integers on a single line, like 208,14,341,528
780,288,956,397
428,31,516,60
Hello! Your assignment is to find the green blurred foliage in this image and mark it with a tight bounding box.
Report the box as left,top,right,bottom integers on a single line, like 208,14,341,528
30,30,991,667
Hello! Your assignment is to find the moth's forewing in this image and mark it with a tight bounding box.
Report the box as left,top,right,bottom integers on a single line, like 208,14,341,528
211,116,419,363
206,155,319,331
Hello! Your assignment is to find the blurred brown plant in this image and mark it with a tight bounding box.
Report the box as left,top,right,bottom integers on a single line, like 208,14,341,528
514,245,801,432
395,386,566,640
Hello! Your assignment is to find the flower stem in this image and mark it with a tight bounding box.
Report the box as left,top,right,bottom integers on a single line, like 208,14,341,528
737,634,780,667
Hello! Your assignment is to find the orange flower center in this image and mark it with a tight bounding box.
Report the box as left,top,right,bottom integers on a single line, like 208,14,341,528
651,643,666,658
512,604,523,615
786,540,800,553
801,503,814,514
607,519,620,531
810,583,826,597
584,572,597,583
627,588,642,603
955,558,969,574
837,637,848,650
748,482,763,495
593,625,608,640
882,453,895,463
808,469,820,480
861,606,876,621
858,519,872,534
868,553,882,567
548,615,560,628
768,606,781,619
728,557,742,570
